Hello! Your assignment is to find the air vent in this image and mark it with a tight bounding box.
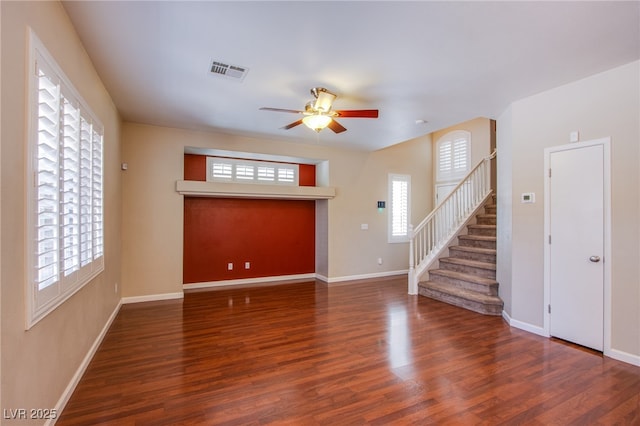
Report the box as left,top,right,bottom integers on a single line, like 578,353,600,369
209,60,248,81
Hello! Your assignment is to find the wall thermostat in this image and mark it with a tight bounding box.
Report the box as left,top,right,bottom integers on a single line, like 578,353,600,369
521,193,535,203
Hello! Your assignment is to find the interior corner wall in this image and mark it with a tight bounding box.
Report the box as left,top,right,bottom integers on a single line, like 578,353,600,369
1,0,122,418
496,107,513,317
498,60,640,358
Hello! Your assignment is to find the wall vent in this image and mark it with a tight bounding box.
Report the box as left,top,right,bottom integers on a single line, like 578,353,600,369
209,60,249,81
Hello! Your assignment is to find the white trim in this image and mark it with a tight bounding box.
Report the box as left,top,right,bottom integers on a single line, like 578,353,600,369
48,301,122,426
185,271,408,288
321,270,408,284
176,180,335,200
502,310,548,337
121,292,184,305
543,138,611,353
607,348,640,367
183,273,316,290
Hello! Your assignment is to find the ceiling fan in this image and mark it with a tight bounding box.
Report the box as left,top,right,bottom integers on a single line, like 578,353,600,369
260,87,379,133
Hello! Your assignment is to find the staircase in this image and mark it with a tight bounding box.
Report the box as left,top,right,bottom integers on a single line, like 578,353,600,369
418,197,503,315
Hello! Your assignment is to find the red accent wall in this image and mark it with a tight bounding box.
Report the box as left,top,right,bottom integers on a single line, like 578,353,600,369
299,164,316,186
184,154,206,181
183,197,315,283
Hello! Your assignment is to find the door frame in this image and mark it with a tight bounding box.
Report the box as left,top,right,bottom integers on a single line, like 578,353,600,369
543,137,611,354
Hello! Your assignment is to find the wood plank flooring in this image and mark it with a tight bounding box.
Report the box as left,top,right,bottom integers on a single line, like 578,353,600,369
57,278,640,425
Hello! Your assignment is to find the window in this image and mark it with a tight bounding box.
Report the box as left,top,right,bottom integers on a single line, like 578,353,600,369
206,157,299,185
436,130,471,181
389,174,411,243
26,31,104,328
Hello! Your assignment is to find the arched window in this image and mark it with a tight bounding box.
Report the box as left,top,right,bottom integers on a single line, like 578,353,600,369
436,130,471,181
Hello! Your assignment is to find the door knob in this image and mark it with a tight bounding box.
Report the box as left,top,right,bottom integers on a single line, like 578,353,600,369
589,256,601,263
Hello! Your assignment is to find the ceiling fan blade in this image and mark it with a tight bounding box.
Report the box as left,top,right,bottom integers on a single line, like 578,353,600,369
334,109,379,118
281,119,303,130
327,119,347,134
260,107,305,114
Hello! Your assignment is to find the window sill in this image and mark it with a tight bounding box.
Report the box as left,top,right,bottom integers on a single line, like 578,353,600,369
176,180,336,200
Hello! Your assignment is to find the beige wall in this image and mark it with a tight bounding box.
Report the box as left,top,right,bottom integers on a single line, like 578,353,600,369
497,61,640,359
121,123,433,296
1,1,122,421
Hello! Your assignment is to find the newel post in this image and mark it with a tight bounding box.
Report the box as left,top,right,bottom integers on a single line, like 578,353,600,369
408,224,417,295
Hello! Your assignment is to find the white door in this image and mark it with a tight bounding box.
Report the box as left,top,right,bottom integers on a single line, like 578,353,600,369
435,183,457,205
548,143,604,351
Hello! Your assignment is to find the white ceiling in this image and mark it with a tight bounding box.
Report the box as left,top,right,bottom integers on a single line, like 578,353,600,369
62,1,640,151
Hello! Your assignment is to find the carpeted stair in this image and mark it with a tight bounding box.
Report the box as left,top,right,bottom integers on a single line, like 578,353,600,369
418,197,503,315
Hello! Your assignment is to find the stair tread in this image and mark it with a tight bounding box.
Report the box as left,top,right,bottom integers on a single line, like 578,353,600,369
468,224,496,228
420,281,503,305
459,234,496,241
428,268,497,285
476,213,497,217
450,245,496,255
440,257,496,270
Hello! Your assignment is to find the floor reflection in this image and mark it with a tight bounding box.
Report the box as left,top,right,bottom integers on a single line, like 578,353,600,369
387,304,412,368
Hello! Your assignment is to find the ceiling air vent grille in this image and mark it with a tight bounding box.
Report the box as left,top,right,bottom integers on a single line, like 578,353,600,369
209,60,249,81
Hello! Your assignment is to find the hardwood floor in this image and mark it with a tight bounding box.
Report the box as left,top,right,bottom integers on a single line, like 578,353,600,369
57,278,640,425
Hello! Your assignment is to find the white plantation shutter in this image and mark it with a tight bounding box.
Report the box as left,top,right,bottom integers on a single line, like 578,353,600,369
212,161,232,179
438,142,453,177
257,166,275,182
277,167,295,183
452,137,468,171
436,131,471,181
79,115,93,267
206,157,299,185
61,95,80,279
36,65,61,291
235,164,254,180
27,32,104,328
92,128,104,261
389,174,411,243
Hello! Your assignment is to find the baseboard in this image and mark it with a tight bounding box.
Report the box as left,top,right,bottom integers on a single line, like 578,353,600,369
607,348,640,367
183,271,407,290
502,310,548,337
49,300,122,426
121,292,184,304
183,273,316,290
323,270,408,284
504,311,640,367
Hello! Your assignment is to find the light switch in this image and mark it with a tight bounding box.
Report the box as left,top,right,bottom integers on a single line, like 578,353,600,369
361,223,369,230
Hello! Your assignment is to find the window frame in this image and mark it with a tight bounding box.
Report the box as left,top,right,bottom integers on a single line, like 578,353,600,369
388,173,411,243
436,130,471,182
25,29,105,329
206,157,299,186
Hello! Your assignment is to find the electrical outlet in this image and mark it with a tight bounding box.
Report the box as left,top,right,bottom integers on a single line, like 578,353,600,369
227,262,233,271
114,282,118,293
245,262,251,269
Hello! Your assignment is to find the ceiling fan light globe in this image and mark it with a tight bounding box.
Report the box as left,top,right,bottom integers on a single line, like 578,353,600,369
302,114,332,132
314,90,336,113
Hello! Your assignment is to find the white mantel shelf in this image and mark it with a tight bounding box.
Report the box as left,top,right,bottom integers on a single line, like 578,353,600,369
176,180,336,200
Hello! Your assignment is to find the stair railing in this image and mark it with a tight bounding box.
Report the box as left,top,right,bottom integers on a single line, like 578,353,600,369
408,150,496,294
